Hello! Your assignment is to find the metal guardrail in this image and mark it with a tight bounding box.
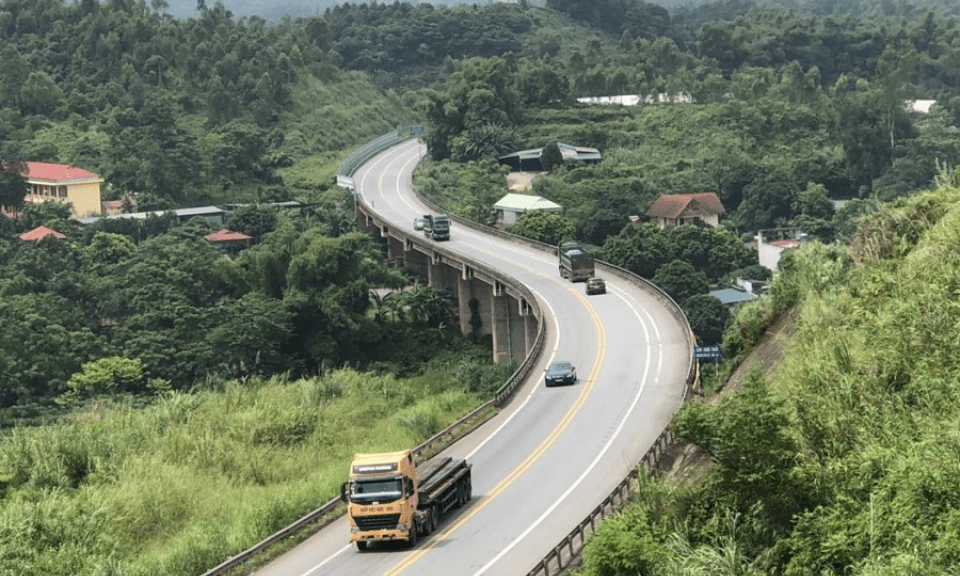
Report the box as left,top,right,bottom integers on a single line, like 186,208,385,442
410,170,700,576
525,429,680,576
201,135,696,576
336,126,405,180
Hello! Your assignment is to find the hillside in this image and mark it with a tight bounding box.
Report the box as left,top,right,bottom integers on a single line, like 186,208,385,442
579,173,960,575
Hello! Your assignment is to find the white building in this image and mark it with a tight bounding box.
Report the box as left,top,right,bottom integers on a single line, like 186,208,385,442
756,228,808,272
493,193,562,226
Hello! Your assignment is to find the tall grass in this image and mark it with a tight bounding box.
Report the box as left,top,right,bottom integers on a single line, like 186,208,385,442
581,181,960,574
0,360,500,576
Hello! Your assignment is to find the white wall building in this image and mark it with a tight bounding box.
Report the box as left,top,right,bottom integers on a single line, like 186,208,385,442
493,193,562,226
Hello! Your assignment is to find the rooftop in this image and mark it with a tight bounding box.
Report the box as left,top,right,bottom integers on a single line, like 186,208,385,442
20,226,67,242
645,192,725,219
494,193,562,212
24,162,102,183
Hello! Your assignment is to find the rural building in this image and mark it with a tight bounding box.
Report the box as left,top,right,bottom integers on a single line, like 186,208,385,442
644,192,725,229
709,278,766,306
498,142,602,172
493,193,562,227
76,206,226,227
204,228,251,257
19,225,67,243
20,162,104,217
756,227,808,272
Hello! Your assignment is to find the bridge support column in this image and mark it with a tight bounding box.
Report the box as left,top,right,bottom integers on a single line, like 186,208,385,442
460,276,492,342
524,312,539,355
457,276,474,337
403,244,429,282
491,285,511,364
386,236,404,264
427,254,443,287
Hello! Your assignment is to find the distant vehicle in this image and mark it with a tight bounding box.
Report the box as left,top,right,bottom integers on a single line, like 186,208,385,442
586,277,606,295
545,361,577,387
558,241,594,282
414,214,451,241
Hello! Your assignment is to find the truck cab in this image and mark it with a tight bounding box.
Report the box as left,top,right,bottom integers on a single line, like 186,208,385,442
414,214,451,241
342,451,419,550
341,450,472,550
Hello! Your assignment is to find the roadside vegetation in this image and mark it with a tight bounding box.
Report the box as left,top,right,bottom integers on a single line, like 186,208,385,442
578,172,960,575
0,355,514,576
2,0,960,574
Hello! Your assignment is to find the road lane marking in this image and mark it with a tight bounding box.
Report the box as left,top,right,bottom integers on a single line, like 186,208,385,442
339,141,667,576
382,280,607,576
473,288,658,575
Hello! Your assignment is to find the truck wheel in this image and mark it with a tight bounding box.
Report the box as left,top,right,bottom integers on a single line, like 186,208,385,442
408,525,418,548
356,541,367,551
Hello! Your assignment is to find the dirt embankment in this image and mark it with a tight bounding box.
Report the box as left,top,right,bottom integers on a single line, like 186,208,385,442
660,307,800,483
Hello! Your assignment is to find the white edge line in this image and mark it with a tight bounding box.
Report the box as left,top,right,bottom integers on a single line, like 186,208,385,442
473,290,657,575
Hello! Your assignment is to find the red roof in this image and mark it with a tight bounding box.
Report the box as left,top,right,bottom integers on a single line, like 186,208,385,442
24,162,101,182
20,226,66,242
204,229,251,242
644,192,725,219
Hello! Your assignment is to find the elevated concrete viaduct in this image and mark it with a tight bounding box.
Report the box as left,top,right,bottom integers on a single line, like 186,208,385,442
357,209,539,364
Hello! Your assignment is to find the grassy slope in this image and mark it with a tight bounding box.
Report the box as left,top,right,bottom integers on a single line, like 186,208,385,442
278,72,415,197
580,177,960,574
0,368,494,576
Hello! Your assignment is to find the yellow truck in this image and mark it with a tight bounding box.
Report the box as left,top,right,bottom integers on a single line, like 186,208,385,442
340,450,472,550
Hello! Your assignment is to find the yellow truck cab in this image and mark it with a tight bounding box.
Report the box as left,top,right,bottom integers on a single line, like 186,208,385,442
341,450,471,550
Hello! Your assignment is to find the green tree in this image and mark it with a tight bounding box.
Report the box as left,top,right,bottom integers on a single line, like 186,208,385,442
580,503,667,576
737,171,800,232
421,56,523,161
225,204,279,244
66,357,145,397
0,157,26,213
793,182,836,242
597,223,669,279
19,71,64,116
672,375,804,534
108,234,233,385
652,259,709,304
0,44,29,108
207,292,293,377
282,230,404,369
539,142,564,172
684,294,730,346
505,209,576,246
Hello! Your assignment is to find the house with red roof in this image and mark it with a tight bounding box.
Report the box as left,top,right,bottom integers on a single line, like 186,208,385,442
19,226,67,243
204,229,251,257
643,192,725,229
21,162,104,217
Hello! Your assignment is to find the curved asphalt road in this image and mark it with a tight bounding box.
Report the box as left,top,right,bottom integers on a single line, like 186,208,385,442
254,140,691,576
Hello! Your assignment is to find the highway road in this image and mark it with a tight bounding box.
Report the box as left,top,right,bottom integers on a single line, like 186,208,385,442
254,139,692,576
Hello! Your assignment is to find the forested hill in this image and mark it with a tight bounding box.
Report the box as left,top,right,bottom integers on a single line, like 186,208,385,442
108,0,960,23
3,0,960,208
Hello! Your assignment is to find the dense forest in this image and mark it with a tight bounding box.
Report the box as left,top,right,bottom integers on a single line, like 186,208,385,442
1,0,960,573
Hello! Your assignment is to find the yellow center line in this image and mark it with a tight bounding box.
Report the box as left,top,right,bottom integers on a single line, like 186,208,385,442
383,266,607,576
